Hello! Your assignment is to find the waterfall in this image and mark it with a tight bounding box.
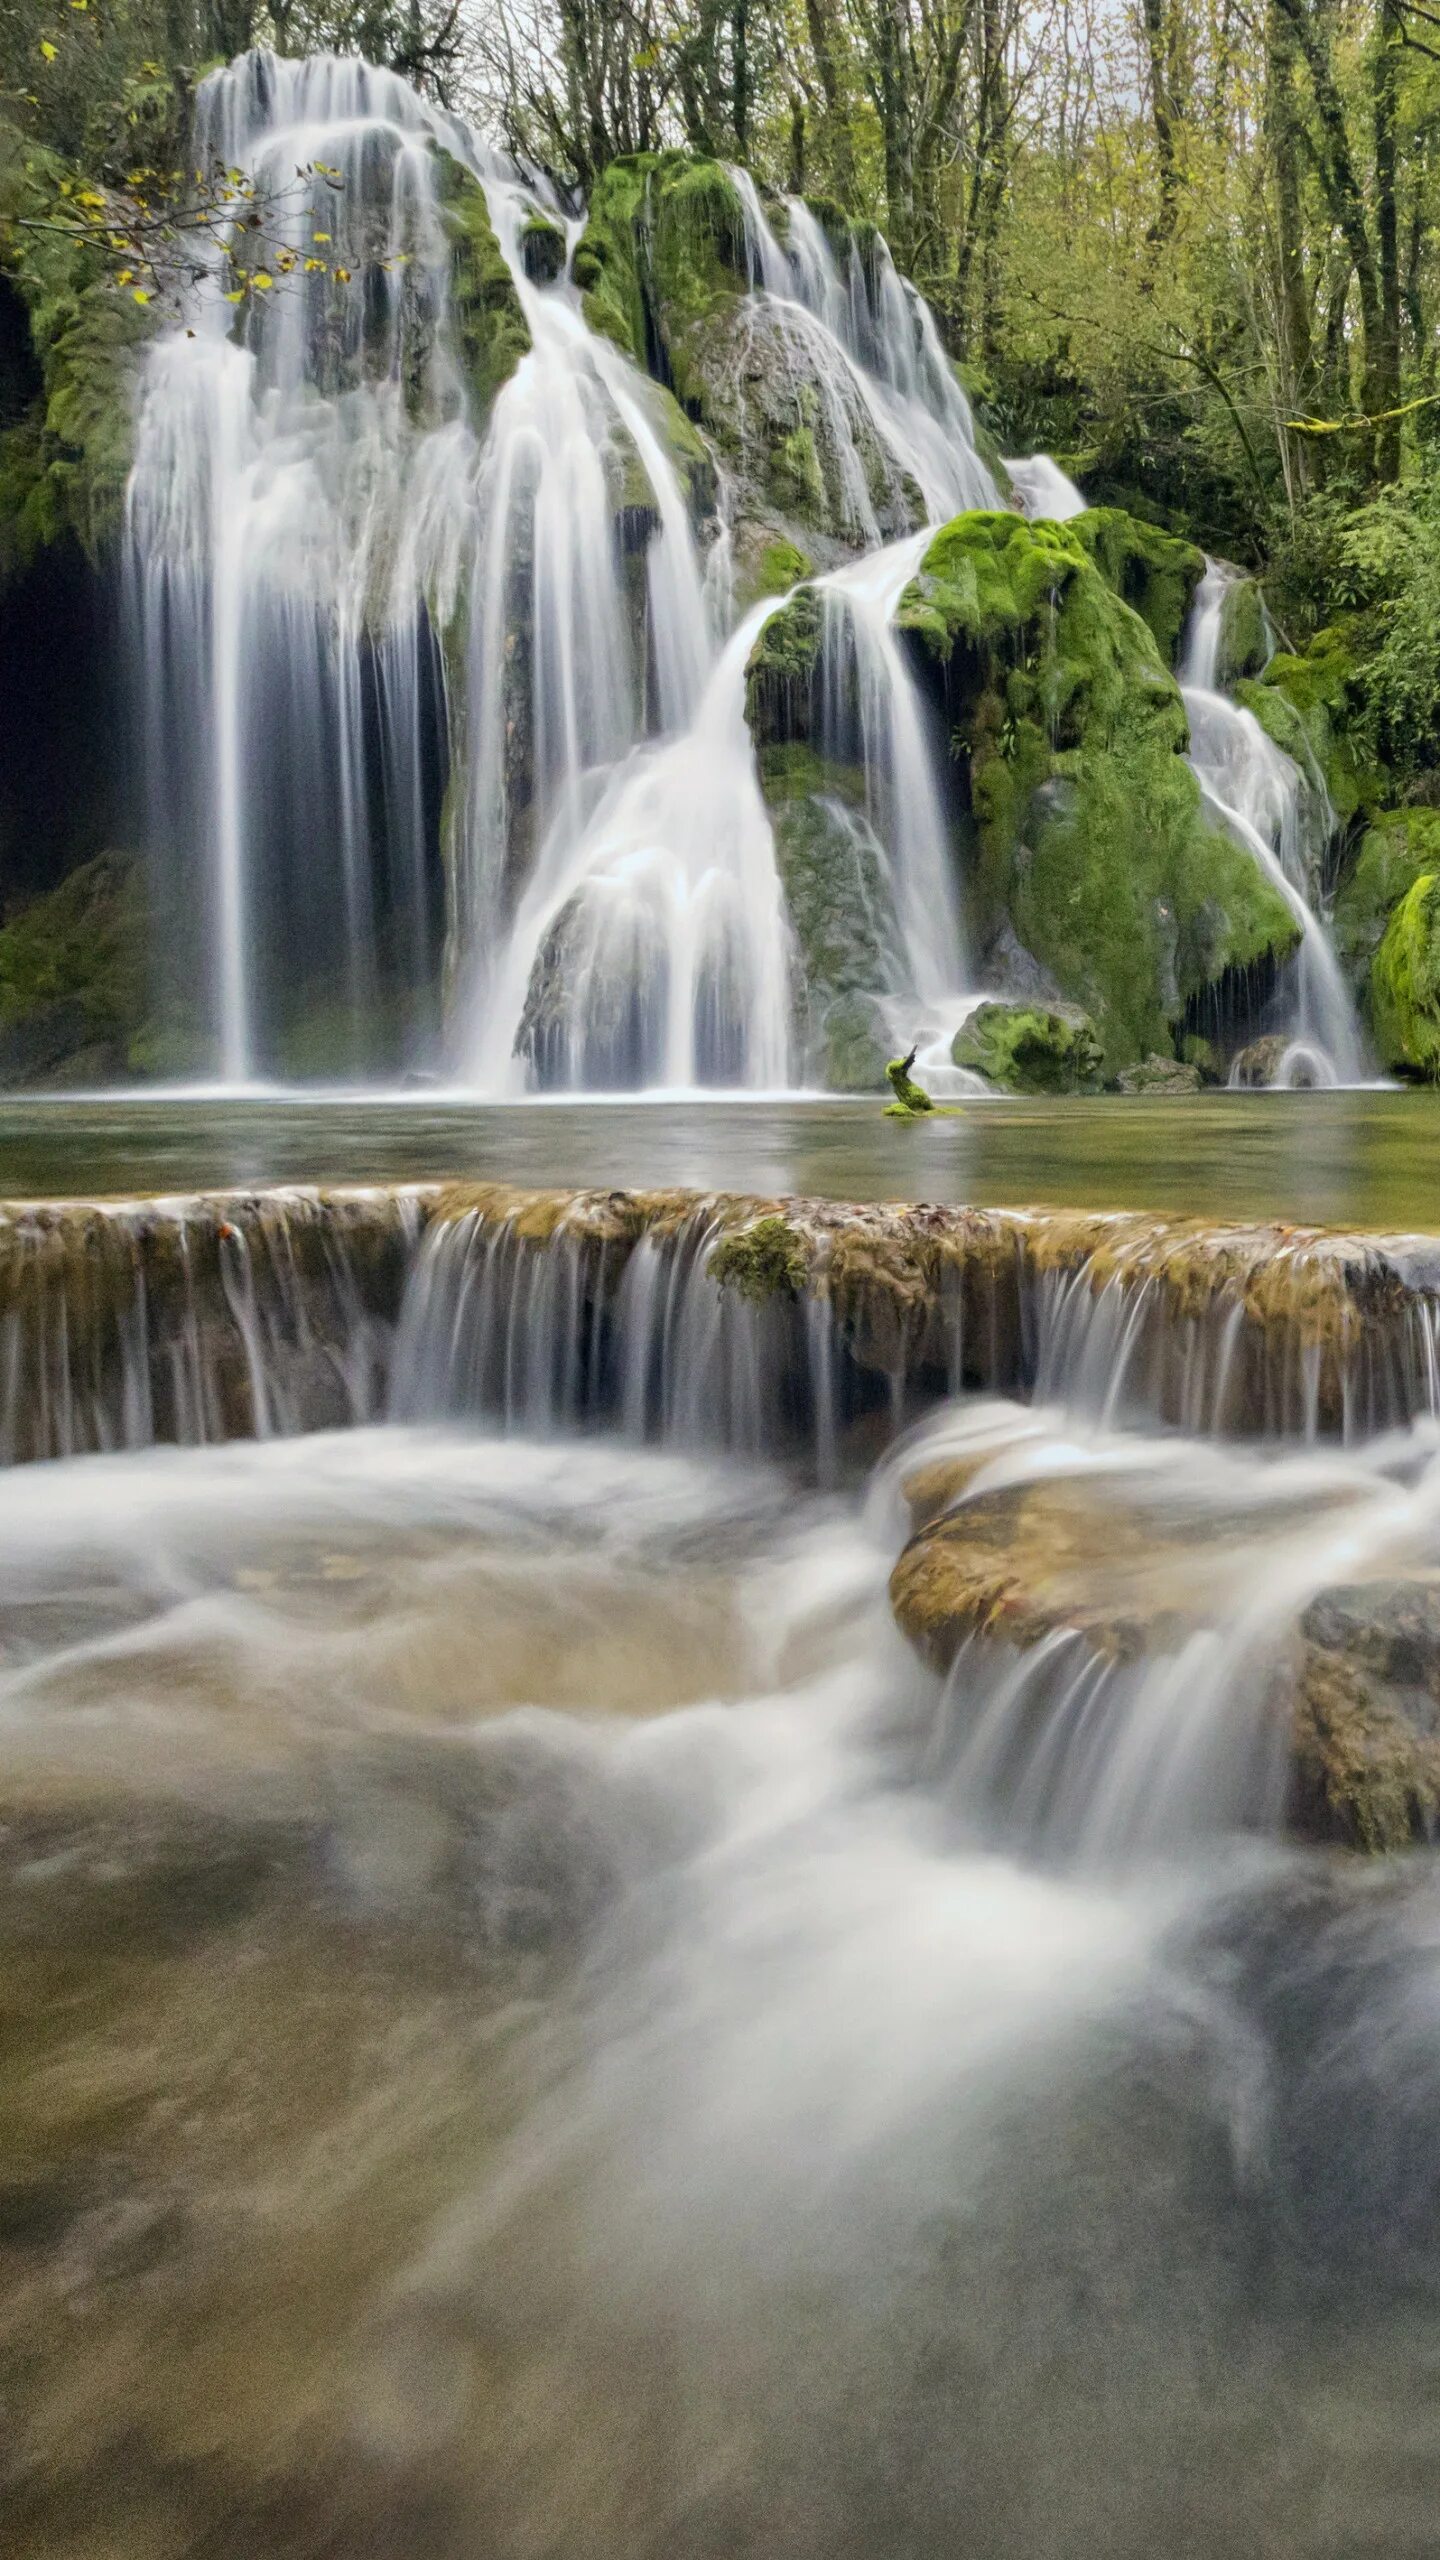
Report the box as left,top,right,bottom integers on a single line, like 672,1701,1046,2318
1004,453,1088,521
1178,562,1366,1084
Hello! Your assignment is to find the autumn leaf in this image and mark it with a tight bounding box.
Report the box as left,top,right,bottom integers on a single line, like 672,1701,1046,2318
38,41,57,61
253,271,274,289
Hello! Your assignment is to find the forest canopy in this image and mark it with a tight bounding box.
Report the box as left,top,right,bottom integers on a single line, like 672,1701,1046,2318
4,0,1440,765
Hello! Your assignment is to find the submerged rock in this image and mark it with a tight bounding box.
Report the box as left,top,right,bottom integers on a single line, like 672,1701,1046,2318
1229,1034,1320,1089
951,999,1103,1095
890,1436,1440,1850
1115,1054,1203,1095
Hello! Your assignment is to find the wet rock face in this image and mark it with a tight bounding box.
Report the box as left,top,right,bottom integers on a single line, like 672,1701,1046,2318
1115,1054,1204,1094
888,1423,1440,1852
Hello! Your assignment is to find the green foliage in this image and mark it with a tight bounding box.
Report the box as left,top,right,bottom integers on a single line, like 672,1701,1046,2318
885,1052,934,1112
1371,872,1440,1080
1334,809,1440,985
951,998,1103,1093
0,847,147,1072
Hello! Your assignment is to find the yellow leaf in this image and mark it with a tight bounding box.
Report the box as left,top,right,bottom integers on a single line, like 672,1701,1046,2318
223,286,245,302
312,230,331,243
333,265,351,284
117,268,133,284
77,190,106,208
303,256,324,272
132,287,150,304
38,40,57,60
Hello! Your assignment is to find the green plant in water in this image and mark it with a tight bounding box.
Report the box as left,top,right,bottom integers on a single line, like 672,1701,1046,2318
710,1214,810,1302
885,1048,935,1114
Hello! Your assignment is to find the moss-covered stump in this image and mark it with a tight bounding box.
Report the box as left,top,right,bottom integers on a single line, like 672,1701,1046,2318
951,999,1103,1094
0,850,149,1085
1370,871,1440,1080
896,510,1300,1074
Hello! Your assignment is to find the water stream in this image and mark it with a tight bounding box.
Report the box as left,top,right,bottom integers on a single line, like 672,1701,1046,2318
1178,563,1367,1085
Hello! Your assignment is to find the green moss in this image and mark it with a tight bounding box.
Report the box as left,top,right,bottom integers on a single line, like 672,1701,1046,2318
896,509,1299,1073
710,1212,809,1301
1370,871,1440,1079
745,584,823,742
434,150,531,420
518,212,566,284
0,849,148,1078
885,1053,934,1112
1068,507,1204,665
748,535,814,603
573,149,748,402
769,420,825,521
1251,624,1378,824
951,999,1103,1093
1333,809,1440,989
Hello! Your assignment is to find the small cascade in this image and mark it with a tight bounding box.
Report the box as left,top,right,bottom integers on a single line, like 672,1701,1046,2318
1178,563,1365,1083
0,1188,417,1460
1004,453,1088,521
6,1184,1440,1465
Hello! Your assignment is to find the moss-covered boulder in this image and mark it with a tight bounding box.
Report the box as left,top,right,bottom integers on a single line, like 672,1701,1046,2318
0,849,149,1084
1371,871,1440,1081
1333,808,1440,995
896,510,1300,1074
951,998,1103,1093
1067,508,1204,666
1215,576,1271,684
434,151,531,422
759,745,902,1092
1114,1053,1203,1094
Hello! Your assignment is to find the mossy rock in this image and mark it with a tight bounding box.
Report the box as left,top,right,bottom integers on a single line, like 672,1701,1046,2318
1250,623,1378,826
951,998,1103,1094
0,848,148,1083
760,744,903,1090
574,150,923,555
1333,808,1440,991
735,530,814,609
519,212,566,284
434,150,531,421
1115,1053,1203,1095
710,1212,808,1301
745,584,823,744
896,509,1300,1074
1371,871,1440,1081
1068,508,1204,666
1216,577,1270,684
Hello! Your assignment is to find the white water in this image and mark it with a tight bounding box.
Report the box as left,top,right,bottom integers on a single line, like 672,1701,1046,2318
1179,563,1366,1084
1005,452,1087,520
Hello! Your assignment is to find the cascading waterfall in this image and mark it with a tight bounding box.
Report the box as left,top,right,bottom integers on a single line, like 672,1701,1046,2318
1178,562,1366,1084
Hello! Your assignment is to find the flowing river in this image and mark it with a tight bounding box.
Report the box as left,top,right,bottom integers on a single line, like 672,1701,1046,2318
4,1141,1440,2555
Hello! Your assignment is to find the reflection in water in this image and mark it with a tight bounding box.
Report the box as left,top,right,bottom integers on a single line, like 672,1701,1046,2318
5,1419,1440,2554
0,1086,1424,1224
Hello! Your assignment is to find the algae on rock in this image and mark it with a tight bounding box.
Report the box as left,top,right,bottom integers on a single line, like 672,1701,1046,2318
433,151,531,422
896,508,1300,1074
1370,871,1440,1080
951,998,1103,1094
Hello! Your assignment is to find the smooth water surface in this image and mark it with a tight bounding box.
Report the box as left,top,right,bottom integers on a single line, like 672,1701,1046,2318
3,1088,1440,1223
